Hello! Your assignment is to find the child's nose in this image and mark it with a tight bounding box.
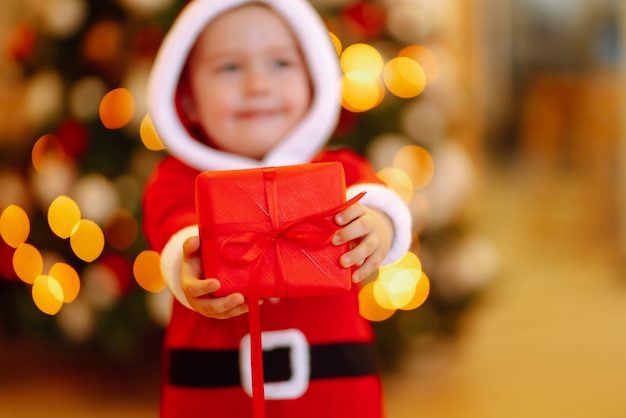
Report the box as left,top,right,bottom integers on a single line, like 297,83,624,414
244,69,271,94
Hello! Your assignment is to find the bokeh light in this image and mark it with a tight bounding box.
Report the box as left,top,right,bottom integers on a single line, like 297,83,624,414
383,57,426,99
32,275,64,315
359,281,396,321
399,45,440,85
72,174,120,225
13,243,43,284
103,208,138,250
70,219,105,262
31,134,66,173
133,250,166,293
55,119,89,159
37,0,88,39
81,20,123,66
68,76,107,121
392,145,435,189
0,204,30,248
395,250,422,272
49,262,80,303
140,114,165,151
31,156,77,209
82,263,120,309
329,31,342,55
23,69,64,129
340,43,384,78
0,241,19,281
4,22,36,62
400,271,430,310
99,253,134,295
378,267,420,309
376,167,413,203
56,296,95,342
48,195,81,239
99,87,135,129
341,72,384,113
359,250,429,319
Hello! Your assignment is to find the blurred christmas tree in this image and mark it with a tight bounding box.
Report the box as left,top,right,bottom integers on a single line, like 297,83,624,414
0,0,498,369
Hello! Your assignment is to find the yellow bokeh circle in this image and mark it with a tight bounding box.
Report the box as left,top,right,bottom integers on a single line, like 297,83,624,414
340,43,384,78
13,243,43,284
395,250,422,273
329,31,342,56
0,204,30,248
376,167,413,203
99,87,135,129
383,57,426,99
140,114,165,151
393,145,435,190
400,272,430,311
341,72,384,113
133,250,166,293
359,281,396,322
49,262,80,303
70,219,105,262
48,195,82,239
32,275,64,315
399,45,439,85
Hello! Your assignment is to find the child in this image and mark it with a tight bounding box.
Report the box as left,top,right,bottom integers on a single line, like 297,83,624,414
143,0,412,417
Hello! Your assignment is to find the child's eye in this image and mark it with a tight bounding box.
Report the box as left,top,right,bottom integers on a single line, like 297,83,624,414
273,59,292,68
218,63,241,73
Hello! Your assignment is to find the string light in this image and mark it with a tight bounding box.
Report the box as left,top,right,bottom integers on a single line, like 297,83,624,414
133,250,166,293
32,275,64,316
70,219,105,262
0,205,30,248
140,114,165,151
12,243,43,284
48,195,81,239
99,88,135,129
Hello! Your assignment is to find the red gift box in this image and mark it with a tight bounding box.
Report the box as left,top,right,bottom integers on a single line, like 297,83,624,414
195,162,362,299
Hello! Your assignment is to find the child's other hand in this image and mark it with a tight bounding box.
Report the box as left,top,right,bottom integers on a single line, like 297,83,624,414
181,236,252,319
333,203,393,283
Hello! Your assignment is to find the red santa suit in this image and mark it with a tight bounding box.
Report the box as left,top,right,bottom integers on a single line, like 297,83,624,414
143,1,412,417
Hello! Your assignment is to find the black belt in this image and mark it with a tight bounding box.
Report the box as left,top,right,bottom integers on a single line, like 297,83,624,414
168,342,378,388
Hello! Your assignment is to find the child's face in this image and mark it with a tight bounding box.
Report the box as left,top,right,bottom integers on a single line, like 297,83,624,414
184,4,312,160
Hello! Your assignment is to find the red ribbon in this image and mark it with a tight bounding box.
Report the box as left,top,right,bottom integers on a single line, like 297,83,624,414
216,168,364,418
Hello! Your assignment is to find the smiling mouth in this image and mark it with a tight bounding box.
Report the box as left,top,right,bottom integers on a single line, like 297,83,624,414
236,110,280,119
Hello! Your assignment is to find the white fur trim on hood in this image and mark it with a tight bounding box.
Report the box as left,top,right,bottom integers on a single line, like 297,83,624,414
148,0,341,172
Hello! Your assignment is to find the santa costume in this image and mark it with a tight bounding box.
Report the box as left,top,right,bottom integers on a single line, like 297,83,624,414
142,0,412,417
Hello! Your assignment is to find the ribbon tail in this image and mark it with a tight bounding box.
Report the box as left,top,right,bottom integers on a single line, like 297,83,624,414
249,272,265,418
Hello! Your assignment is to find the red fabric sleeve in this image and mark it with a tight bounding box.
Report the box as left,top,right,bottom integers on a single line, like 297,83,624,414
142,156,201,252
312,148,383,187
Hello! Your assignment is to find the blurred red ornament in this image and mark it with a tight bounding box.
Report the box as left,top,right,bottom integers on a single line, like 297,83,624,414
333,107,359,138
341,2,386,40
4,22,37,62
0,239,19,282
99,253,134,295
55,118,89,159
132,25,165,59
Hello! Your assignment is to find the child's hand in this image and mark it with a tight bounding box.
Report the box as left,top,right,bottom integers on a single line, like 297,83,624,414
333,202,393,283
181,236,253,319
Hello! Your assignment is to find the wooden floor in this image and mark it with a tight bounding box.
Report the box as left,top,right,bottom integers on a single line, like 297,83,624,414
384,159,626,417
1,158,625,417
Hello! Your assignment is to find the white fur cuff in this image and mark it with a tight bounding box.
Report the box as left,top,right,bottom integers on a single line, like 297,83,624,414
160,225,199,310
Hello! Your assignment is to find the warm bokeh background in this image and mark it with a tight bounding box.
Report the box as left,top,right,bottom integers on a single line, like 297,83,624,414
1,0,625,417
